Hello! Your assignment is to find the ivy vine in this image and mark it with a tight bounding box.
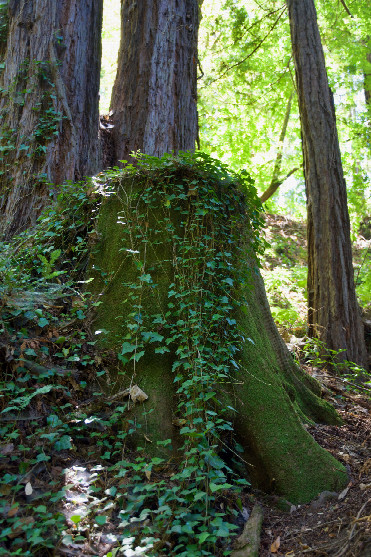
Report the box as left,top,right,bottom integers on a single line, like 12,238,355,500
93,152,264,555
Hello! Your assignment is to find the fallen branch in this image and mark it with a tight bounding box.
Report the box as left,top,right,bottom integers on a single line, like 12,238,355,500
334,498,371,557
231,504,264,557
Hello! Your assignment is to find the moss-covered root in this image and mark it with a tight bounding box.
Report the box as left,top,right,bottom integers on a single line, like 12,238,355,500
230,256,347,503
231,504,264,557
233,366,347,504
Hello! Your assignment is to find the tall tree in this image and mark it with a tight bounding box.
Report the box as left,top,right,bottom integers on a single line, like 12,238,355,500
0,0,103,238
286,0,367,367
110,0,200,161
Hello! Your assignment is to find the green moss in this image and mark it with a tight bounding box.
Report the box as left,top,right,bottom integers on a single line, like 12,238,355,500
230,261,347,503
90,186,178,450
0,1,8,46
90,157,347,503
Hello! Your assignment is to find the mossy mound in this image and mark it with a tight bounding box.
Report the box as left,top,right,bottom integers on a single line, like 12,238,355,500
90,153,347,503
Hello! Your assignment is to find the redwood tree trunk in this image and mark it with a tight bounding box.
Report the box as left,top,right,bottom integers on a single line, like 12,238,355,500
287,0,367,368
0,0,103,238
110,0,199,161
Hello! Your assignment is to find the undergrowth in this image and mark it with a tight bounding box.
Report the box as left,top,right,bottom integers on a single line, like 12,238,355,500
0,153,263,556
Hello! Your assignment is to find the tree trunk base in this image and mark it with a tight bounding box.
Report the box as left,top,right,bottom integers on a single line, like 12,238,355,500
90,162,348,504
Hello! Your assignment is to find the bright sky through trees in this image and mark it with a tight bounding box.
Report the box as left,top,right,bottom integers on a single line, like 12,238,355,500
100,0,370,224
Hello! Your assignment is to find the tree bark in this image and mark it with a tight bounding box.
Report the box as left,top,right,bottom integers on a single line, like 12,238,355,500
110,0,199,161
0,0,103,238
286,0,367,368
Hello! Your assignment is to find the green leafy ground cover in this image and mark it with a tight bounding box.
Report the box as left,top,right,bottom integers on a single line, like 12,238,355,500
0,156,369,556
0,155,263,556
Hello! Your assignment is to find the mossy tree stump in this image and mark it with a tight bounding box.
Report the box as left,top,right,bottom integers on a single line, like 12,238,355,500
90,155,347,504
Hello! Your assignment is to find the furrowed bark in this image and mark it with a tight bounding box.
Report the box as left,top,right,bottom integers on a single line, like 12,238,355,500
110,0,199,161
286,0,367,367
0,0,103,238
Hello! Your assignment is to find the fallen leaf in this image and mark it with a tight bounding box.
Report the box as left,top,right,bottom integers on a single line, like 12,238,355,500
25,482,33,496
7,504,19,518
8,517,34,539
271,536,281,553
172,418,186,427
0,443,14,455
338,487,349,500
130,385,148,403
0,484,11,496
144,469,151,480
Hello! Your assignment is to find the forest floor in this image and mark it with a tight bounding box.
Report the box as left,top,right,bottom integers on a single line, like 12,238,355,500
256,214,371,557
0,213,370,557
257,368,371,557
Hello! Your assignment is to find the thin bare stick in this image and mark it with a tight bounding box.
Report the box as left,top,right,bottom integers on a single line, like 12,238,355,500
260,92,296,203
340,0,353,17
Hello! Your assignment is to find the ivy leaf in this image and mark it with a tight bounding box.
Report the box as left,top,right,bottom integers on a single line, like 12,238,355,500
198,532,210,543
54,435,72,451
142,331,164,343
209,482,233,493
155,346,170,354
139,273,152,283
95,515,107,525
133,350,145,362
37,317,49,328
121,342,136,355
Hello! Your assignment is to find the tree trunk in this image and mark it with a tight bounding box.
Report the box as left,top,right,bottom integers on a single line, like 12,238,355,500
90,161,348,504
110,0,199,162
259,92,295,204
365,49,371,107
286,0,367,368
0,0,103,238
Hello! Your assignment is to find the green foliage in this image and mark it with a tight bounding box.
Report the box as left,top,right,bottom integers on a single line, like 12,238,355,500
355,246,371,308
0,179,101,555
0,57,64,195
198,0,371,224
302,337,371,395
0,154,262,556
92,152,261,555
0,0,8,46
198,1,300,204
262,265,306,330
0,180,97,288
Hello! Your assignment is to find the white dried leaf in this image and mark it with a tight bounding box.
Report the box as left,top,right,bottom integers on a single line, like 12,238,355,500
338,487,349,500
130,385,148,403
25,482,33,496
